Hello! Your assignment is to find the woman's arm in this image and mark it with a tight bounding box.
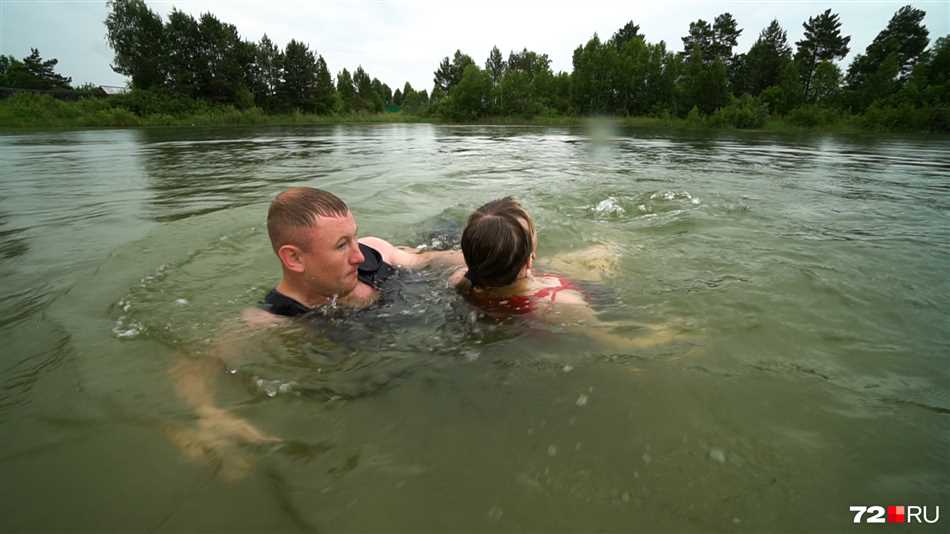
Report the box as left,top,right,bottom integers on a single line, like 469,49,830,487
359,236,464,269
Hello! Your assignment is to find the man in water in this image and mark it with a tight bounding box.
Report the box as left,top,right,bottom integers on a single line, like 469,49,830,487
253,186,462,319
169,187,464,478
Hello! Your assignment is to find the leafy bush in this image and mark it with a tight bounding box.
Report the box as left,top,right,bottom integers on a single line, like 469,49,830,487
108,89,209,117
860,101,950,131
708,95,768,128
786,105,843,127
685,105,703,126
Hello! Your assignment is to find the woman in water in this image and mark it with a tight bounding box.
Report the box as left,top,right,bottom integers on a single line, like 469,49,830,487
451,197,677,348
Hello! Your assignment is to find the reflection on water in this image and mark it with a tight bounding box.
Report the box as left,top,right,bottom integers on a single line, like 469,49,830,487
0,125,948,532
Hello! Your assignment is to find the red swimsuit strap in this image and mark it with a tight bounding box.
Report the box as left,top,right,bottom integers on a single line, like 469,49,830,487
531,275,577,303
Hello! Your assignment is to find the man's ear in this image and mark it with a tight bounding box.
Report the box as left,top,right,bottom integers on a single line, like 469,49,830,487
277,244,305,273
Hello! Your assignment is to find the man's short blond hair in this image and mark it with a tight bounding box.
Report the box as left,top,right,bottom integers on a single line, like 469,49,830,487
267,187,349,252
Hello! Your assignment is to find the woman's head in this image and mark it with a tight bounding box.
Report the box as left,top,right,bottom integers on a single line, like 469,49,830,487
461,197,536,288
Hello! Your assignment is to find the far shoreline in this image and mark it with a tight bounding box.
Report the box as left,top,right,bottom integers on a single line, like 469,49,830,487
3,108,942,138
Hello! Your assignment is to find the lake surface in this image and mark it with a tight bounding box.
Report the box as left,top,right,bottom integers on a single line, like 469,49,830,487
1,124,948,532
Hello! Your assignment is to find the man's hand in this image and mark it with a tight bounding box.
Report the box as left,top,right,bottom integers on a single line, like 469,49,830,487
165,408,279,481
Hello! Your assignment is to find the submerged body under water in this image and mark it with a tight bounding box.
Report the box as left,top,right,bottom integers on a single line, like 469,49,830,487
0,124,948,532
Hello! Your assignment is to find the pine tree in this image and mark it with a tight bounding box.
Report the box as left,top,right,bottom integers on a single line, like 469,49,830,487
794,9,850,102
313,55,336,114
610,21,641,50
742,20,793,95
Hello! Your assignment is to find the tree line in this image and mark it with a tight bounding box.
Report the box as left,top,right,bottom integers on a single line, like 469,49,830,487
2,1,947,130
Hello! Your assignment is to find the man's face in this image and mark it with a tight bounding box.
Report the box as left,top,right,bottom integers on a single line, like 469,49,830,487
297,212,365,298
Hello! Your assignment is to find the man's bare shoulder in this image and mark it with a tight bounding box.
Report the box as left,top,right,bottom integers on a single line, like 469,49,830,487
241,307,288,328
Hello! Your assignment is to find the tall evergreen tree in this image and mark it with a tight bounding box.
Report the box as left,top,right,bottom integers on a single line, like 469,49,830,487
251,34,282,109
336,68,355,112
0,49,71,90
795,9,850,102
485,45,506,113
711,13,742,63
313,55,336,114
21,49,72,89
280,40,317,111
682,20,714,60
610,21,642,50
742,19,793,95
846,5,929,90
352,66,382,112
433,50,474,96
485,45,506,85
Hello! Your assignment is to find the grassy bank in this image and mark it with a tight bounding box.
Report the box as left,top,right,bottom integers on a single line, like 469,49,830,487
0,93,941,135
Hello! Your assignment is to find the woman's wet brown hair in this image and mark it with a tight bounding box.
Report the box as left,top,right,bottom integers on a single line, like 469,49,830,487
461,197,535,288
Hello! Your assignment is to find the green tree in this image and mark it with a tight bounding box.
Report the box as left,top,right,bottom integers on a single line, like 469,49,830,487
742,20,793,95
352,66,382,112
433,50,474,96
485,45,506,113
616,36,651,115
105,0,165,89
442,64,491,119
500,48,554,115
336,68,355,112
845,5,929,110
313,55,336,114
195,13,248,103
163,9,202,97
280,39,317,111
679,48,729,114
794,9,850,102
485,46,506,84
250,34,283,110
711,13,742,63
610,21,641,50
682,14,741,65
1,49,72,90
571,34,615,114
810,60,843,103
682,19,713,60
761,60,803,114
392,88,403,106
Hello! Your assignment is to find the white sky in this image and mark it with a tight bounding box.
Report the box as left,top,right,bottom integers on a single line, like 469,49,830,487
1,0,947,90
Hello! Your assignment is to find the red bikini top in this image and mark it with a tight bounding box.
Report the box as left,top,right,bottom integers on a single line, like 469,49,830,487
468,274,579,315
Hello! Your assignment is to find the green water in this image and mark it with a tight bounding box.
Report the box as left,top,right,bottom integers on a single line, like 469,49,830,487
0,124,948,532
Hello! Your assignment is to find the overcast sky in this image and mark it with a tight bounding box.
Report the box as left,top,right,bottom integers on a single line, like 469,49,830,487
1,0,947,90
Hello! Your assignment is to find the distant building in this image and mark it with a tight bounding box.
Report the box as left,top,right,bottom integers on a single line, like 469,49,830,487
97,85,129,96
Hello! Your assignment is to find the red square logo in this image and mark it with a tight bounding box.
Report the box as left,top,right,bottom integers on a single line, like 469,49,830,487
888,505,905,524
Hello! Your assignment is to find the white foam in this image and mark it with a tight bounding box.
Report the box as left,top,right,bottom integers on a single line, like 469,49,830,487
593,197,625,216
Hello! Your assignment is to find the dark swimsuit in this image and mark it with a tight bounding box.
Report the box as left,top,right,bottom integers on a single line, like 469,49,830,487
261,243,395,317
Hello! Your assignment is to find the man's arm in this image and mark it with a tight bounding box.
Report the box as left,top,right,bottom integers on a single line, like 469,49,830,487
542,243,622,282
360,236,464,269
166,314,281,479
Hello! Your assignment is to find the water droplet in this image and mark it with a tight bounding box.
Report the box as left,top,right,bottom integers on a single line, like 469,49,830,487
641,452,652,464
562,365,573,373
709,448,726,464
487,505,504,521
547,445,558,457
175,298,188,306
576,394,588,407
